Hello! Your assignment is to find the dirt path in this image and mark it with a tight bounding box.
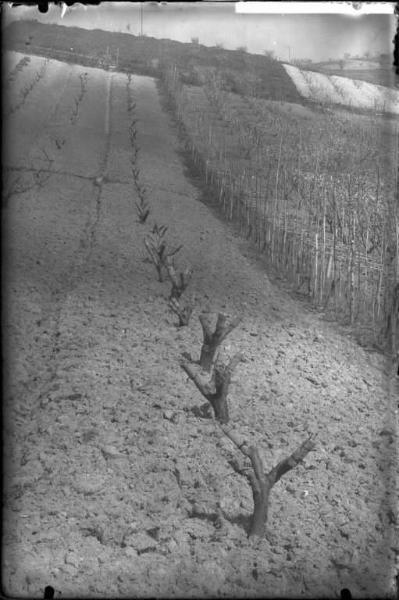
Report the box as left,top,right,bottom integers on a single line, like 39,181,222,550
3,53,398,598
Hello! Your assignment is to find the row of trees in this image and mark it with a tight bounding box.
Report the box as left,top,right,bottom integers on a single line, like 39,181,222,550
127,74,316,538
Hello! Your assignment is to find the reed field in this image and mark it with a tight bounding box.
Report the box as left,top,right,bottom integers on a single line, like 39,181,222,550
162,64,399,353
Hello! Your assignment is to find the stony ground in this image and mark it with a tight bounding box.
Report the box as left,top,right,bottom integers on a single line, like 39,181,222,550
2,52,398,598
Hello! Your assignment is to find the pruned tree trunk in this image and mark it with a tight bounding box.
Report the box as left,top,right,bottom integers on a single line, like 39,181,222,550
144,227,182,283
181,353,243,424
250,481,272,537
165,257,193,300
135,195,150,223
222,425,316,537
144,237,165,281
169,297,194,327
199,312,241,371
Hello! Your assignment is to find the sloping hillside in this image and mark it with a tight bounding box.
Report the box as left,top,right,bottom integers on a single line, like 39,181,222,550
284,63,399,114
3,20,303,103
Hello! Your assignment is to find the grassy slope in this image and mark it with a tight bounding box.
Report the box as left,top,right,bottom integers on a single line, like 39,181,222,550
3,20,303,103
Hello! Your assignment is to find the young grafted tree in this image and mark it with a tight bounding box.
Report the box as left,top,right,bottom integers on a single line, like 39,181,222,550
144,225,182,282
132,168,150,223
199,312,242,371
181,353,244,423
128,100,137,114
222,426,316,537
135,194,150,224
165,256,193,300
169,296,194,327
128,120,138,144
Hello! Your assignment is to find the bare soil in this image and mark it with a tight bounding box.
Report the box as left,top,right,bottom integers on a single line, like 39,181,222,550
2,52,398,598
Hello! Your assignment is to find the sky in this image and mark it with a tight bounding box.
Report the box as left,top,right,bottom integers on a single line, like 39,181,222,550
2,2,395,62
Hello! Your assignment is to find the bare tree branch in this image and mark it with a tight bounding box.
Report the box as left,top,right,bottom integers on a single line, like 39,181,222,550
199,312,242,371
180,361,214,397
268,436,316,485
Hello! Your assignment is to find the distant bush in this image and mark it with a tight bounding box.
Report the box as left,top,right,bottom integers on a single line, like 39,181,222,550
263,50,275,59
180,68,201,86
220,69,242,94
